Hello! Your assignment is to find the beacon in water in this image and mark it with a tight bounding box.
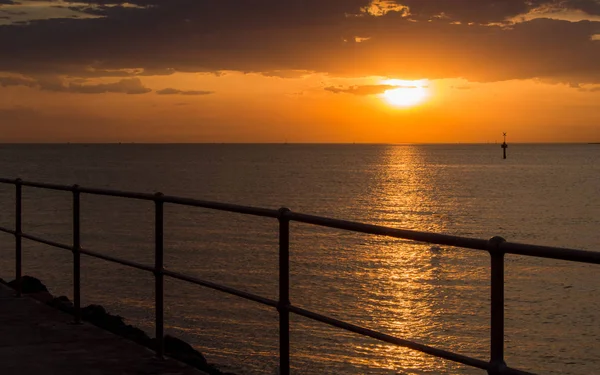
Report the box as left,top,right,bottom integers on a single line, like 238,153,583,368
501,132,508,159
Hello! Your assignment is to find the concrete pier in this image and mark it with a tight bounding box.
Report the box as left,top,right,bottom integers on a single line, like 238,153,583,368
0,284,206,375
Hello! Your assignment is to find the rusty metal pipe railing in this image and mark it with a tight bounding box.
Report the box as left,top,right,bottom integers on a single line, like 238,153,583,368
0,178,598,375
79,247,156,273
488,236,506,375
154,192,165,358
161,269,279,308
0,178,279,217
72,185,81,324
278,208,291,375
15,179,22,297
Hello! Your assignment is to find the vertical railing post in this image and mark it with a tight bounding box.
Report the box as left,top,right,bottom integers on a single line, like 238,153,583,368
278,207,291,375
488,236,507,375
72,185,82,323
154,192,165,358
15,178,22,297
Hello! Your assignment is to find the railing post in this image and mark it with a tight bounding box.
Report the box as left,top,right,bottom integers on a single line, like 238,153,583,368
278,207,291,375
15,178,22,297
154,192,165,358
488,236,507,375
72,185,82,323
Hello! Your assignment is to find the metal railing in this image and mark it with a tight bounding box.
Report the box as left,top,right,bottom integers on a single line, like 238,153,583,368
0,177,598,375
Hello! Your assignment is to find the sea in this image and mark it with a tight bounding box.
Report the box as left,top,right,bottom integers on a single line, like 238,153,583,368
0,143,598,375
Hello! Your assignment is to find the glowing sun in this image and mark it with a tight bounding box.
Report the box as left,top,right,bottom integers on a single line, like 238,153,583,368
381,80,429,107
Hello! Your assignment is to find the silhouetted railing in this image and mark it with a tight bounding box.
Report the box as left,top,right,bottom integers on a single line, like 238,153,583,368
0,178,598,375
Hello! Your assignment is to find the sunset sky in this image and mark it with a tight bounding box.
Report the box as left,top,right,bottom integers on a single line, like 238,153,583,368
1,0,599,143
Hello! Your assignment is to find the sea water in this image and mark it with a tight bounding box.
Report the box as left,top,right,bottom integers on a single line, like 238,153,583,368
0,144,598,375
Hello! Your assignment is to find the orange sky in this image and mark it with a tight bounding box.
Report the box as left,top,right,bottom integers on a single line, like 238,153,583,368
0,1,598,143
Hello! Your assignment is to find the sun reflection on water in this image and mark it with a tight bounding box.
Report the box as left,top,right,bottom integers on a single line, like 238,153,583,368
341,145,489,374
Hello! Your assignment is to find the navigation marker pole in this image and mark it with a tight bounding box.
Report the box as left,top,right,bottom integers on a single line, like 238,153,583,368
501,132,508,159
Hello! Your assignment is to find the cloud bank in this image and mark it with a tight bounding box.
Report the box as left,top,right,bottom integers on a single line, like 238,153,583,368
0,76,151,94
156,88,214,95
0,0,598,83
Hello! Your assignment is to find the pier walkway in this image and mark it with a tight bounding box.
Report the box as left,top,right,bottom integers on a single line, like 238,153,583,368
0,284,206,375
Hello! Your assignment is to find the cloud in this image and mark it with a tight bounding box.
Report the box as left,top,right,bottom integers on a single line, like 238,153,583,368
0,1,99,25
62,77,152,94
325,84,399,95
0,75,36,87
65,67,177,78
395,0,600,23
578,84,600,92
156,88,213,95
260,70,314,79
0,1,598,83
0,75,152,94
397,0,530,23
561,0,600,15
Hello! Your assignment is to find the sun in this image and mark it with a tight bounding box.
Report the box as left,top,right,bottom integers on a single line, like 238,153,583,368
383,87,427,107
381,79,429,108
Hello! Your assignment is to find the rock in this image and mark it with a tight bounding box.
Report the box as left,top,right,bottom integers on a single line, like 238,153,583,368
7,276,49,294
80,304,151,346
2,275,234,374
81,304,108,320
29,291,54,303
165,335,209,367
48,296,74,314
165,335,205,358
146,335,228,374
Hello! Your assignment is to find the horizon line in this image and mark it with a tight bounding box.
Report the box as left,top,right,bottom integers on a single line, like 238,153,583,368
0,142,598,145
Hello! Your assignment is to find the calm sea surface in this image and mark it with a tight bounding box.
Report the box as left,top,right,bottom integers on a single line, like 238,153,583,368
0,144,598,375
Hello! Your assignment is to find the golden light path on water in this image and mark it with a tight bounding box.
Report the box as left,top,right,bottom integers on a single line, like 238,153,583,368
329,145,490,374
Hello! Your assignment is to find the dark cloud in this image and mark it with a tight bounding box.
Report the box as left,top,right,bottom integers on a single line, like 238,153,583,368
325,84,399,95
398,0,530,23
64,67,176,78
57,77,151,94
0,75,152,94
561,0,600,15
398,0,600,22
156,88,213,95
0,9,27,15
260,70,314,79
579,85,600,91
0,1,598,83
0,75,35,87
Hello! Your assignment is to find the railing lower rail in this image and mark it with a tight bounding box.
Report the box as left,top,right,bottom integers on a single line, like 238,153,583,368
0,177,597,375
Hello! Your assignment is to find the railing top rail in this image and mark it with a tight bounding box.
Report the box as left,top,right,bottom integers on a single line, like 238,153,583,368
286,212,600,264
1,178,598,264
0,178,279,218
161,194,279,218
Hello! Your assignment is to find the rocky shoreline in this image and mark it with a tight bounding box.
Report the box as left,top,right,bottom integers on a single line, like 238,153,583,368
1,276,235,375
